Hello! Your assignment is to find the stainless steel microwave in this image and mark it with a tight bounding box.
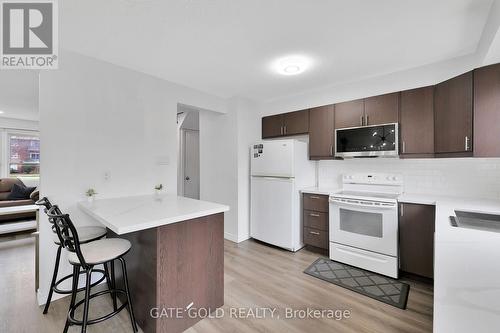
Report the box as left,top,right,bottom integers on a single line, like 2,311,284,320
335,123,399,158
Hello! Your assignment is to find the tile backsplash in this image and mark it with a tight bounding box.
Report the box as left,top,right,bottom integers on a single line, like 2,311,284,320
318,158,500,199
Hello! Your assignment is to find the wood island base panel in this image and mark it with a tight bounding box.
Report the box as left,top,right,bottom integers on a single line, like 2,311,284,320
108,213,224,333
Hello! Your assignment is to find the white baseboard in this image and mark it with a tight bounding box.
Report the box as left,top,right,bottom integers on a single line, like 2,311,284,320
224,232,239,243
224,232,250,243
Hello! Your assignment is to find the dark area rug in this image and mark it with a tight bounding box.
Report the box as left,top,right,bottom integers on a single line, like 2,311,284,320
304,257,410,309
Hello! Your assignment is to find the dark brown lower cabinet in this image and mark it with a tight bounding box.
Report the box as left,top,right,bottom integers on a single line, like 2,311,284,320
303,193,329,251
399,203,435,279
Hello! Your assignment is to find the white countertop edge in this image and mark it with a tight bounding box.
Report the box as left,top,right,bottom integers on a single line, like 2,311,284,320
300,187,340,196
78,201,229,235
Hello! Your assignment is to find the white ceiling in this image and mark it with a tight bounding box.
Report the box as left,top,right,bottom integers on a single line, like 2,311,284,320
0,71,39,121
60,0,494,101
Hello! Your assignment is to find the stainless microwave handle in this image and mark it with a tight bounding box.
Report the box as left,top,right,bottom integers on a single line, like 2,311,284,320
330,197,397,209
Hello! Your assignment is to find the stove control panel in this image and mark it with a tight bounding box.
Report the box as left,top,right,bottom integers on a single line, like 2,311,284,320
342,173,403,186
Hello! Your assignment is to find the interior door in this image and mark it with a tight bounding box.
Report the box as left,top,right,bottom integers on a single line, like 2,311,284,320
183,130,200,199
250,176,294,250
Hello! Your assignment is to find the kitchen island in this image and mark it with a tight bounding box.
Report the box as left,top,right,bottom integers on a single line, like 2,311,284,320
79,194,229,333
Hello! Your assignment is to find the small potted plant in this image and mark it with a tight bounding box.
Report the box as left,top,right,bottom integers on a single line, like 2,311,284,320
85,188,97,203
154,184,163,196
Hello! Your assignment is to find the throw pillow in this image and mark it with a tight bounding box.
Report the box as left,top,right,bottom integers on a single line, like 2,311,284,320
7,183,36,200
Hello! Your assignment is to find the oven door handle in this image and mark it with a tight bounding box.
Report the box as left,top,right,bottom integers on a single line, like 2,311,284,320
330,197,397,209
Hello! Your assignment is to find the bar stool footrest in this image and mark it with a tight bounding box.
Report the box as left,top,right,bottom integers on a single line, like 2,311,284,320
53,269,106,294
67,289,129,326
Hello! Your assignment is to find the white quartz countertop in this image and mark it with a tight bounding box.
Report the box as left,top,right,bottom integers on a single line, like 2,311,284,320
300,187,340,196
78,194,229,235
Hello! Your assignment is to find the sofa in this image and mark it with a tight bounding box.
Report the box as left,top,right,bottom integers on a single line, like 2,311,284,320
0,178,39,222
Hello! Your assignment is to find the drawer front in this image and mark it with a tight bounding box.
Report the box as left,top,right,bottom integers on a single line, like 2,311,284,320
303,227,328,249
303,210,328,231
303,194,329,212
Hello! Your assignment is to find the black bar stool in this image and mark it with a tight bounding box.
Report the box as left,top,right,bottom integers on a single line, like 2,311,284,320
47,205,138,333
36,197,108,314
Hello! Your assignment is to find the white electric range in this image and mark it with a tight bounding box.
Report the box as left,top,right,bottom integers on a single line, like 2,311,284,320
329,173,403,278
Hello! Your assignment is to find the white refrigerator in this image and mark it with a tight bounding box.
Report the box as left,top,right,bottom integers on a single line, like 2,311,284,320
250,139,315,251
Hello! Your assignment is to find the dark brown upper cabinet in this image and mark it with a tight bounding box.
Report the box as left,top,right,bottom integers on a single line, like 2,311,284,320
283,110,309,136
334,94,399,129
334,99,364,129
262,109,309,139
363,92,399,126
474,64,500,157
434,71,473,156
400,87,434,157
261,114,283,138
309,105,335,159
399,203,435,279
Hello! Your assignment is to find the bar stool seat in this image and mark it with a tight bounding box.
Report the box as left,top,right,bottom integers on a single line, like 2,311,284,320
53,226,106,245
68,238,131,265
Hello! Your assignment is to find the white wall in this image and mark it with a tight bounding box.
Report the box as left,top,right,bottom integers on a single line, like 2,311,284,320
38,50,229,305
234,98,261,242
319,158,500,199
199,108,239,241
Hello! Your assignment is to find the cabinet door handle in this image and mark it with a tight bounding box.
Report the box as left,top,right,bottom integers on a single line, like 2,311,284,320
360,115,364,126
280,126,283,135
402,141,406,154
309,196,320,199
330,145,333,156
309,213,320,217
309,231,320,235
400,204,404,217
365,114,369,126
465,136,469,151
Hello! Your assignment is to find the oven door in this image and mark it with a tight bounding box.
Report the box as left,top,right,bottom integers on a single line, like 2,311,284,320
329,197,398,256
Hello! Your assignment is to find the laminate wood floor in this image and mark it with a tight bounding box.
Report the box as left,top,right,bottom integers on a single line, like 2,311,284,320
0,236,433,333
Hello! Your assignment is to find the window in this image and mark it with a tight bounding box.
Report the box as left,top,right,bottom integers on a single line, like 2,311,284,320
9,134,40,176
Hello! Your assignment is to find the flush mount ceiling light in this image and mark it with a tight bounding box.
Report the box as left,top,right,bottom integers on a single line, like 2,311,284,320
272,55,312,76
0,111,4,114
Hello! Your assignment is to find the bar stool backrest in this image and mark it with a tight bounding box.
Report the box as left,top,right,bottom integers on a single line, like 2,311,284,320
35,197,61,235
47,205,89,269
